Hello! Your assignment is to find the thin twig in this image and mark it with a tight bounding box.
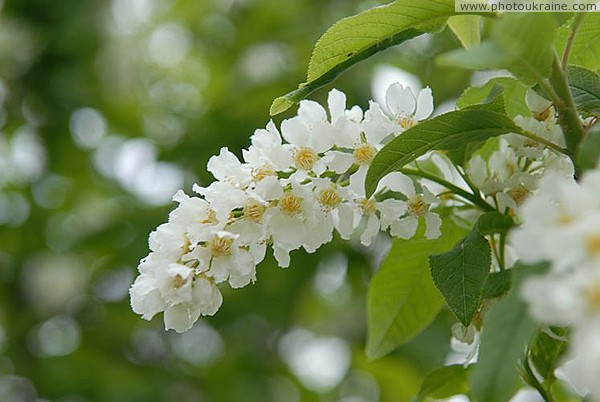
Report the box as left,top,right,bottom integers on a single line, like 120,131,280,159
517,129,570,155
562,13,587,68
400,167,495,212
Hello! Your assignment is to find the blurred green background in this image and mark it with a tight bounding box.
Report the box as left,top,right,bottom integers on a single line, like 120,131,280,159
0,0,473,401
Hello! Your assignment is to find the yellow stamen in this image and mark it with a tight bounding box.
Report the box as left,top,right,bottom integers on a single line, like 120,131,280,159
318,188,342,211
293,147,317,170
397,116,415,129
181,235,191,254
353,143,377,165
358,198,376,215
407,195,427,217
586,283,600,309
201,209,218,225
557,213,574,226
243,200,265,223
252,165,276,182
209,236,233,257
279,194,303,217
173,274,187,289
509,185,530,206
586,234,600,256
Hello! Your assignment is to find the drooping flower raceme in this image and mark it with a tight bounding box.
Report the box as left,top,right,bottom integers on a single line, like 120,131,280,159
129,81,579,375
130,84,447,332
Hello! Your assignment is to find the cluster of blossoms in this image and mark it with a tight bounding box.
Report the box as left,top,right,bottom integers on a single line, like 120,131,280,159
449,93,575,361
130,83,448,332
130,77,594,401
466,93,573,215
512,167,600,399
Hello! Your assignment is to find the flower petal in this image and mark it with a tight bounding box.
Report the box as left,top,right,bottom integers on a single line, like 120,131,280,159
424,212,442,239
390,216,418,239
360,214,380,246
386,83,416,118
414,87,434,121
327,88,346,122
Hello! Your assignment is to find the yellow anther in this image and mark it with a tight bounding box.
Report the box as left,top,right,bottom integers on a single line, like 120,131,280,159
293,147,317,170
243,200,265,223
252,165,276,182
358,198,376,215
173,274,187,289
318,188,342,211
586,234,600,256
509,185,530,206
397,116,415,129
279,194,303,217
209,236,233,257
407,196,427,217
201,209,218,225
353,143,377,165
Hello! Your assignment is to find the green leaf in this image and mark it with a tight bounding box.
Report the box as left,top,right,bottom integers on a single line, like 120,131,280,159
430,230,491,326
465,92,506,114
417,364,472,401
568,65,600,117
482,270,512,299
269,96,297,117
556,13,600,72
447,96,510,165
470,264,541,402
439,13,558,85
528,328,568,381
365,109,522,197
367,217,468,360
270,0,459,115
475,212,515,236
457,77,530,118
448,15,481,49
576,124,600,172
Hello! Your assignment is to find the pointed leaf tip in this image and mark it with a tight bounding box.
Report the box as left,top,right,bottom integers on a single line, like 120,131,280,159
269,96,295,116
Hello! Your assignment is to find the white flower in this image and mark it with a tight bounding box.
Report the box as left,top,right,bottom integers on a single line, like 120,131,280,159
167,190,221,246
265,179,333,267
324,98,399,190
188,229,257,288
242,120,294,174
510,169,598,271
567,319,600,400
521,263,600,327
130,260,223,333
345,172,413,246
297,88,362,142
509,115,565,158
207,147,252,188
384,83,434,130
311,177,356,240
148,222,194,262
130,257,167,321
163,276,223,333
192,181,247,225
467,140,538,212
388,175,442,240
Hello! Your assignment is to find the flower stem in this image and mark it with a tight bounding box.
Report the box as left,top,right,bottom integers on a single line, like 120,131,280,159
516,129,569,155
548,51,585,159
400,168,494,212
562,13,587,68
522,355,555,402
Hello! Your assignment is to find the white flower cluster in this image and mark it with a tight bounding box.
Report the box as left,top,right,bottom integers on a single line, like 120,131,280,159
467,93,573,215
130,84,445,332
512,167,600,399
